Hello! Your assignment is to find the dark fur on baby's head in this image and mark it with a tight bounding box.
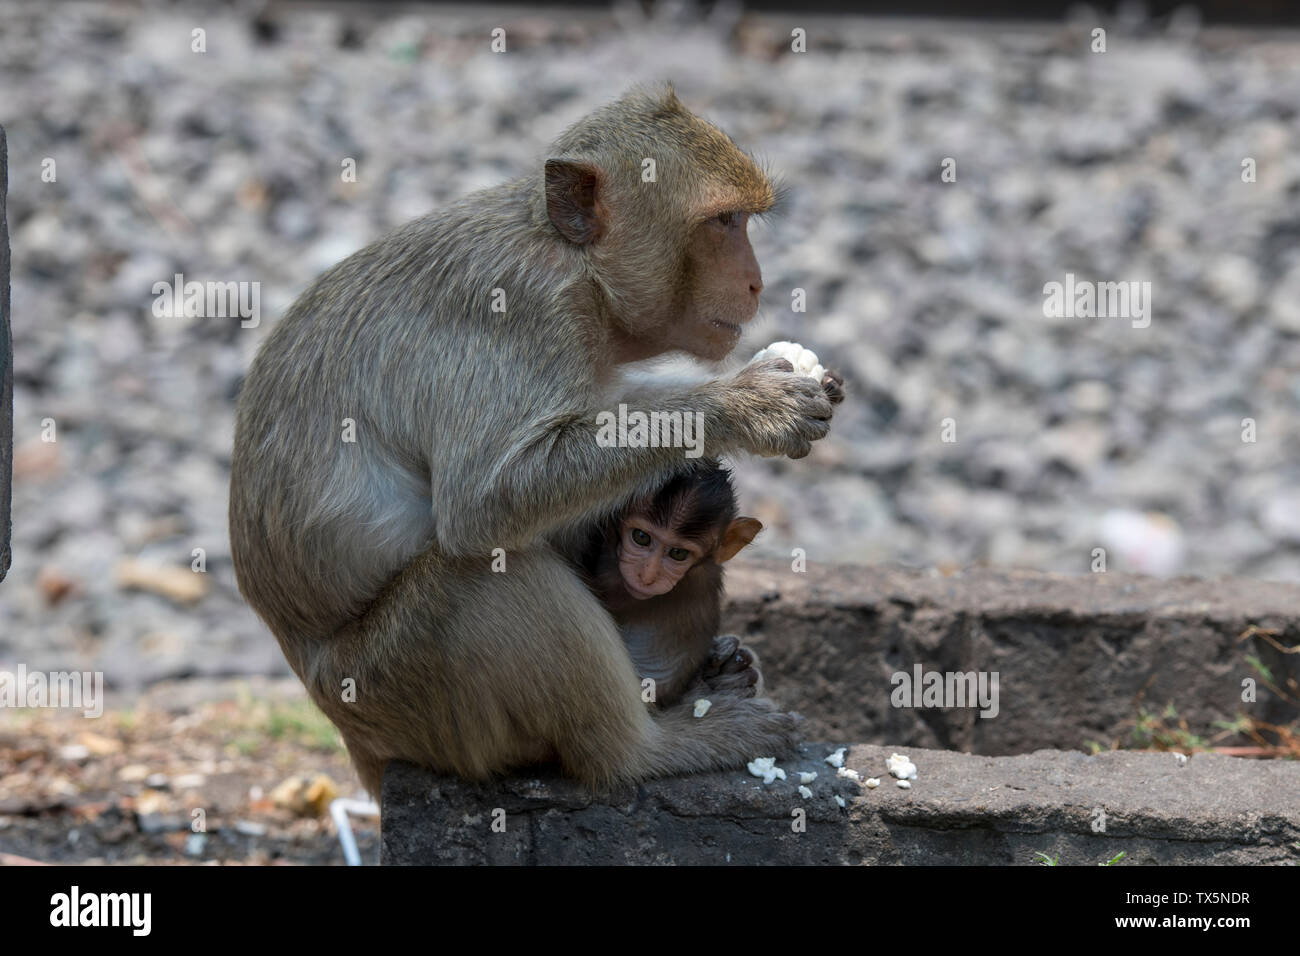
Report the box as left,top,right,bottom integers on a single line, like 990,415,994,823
639,459,738,547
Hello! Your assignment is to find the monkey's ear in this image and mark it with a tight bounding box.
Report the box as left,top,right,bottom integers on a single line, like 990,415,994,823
715,517,763,563
545,159,605,245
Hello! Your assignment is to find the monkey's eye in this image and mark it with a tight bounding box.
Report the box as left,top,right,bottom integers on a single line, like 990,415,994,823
716,211,740,227
630,528,652,547
667,547,691,562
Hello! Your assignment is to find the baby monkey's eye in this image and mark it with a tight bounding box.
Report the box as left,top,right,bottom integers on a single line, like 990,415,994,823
631,528,652,546
716,211,739,227
667,547,691,562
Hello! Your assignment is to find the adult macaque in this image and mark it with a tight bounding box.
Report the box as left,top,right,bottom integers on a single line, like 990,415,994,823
573,459,764,708
229,85,843,795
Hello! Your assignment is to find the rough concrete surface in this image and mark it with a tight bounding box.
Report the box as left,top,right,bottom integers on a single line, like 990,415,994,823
382,745,1300,866
382,563,1300,865
723,561,1300,755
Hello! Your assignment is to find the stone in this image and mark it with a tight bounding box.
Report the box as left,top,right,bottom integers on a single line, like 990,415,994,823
381,747,1300,865
381,562,1300,865
718,561,1299,755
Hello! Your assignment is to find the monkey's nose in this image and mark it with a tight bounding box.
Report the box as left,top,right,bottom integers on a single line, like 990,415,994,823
641,559,661,587
750,276,763,296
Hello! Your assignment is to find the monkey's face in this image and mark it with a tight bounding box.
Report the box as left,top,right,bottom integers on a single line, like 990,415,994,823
670,212,764,362
616,519,707,599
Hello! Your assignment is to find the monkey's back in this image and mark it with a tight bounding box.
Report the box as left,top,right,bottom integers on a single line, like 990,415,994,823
228,178,598,645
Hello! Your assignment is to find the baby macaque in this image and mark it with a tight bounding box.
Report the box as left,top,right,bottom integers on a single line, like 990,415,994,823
574,460,763,707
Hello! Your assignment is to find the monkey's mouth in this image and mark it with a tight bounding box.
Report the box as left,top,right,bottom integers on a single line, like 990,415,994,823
623,581,661,600
711,319,742,337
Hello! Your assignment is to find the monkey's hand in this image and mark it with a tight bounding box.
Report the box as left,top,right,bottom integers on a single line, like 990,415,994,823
752,341,845,406
725,357,833,460
821,368,846,405
700,634,764,698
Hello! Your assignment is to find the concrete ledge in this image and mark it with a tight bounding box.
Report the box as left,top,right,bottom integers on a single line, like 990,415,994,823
381,745,1300,865
380,564,1300,864
722,562,1300,753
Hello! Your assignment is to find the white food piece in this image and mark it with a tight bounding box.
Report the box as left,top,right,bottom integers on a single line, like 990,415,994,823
837,767,861,782
1098,509,1184,577
799,771,818,784
798,785,813,799
886,753,918,780
825,747,847,768
896,780,912,790
1175,753,1188,766
746,757,787,785
751,341,826,383
693,698,712,718
865,778,881,789
834,795,846,808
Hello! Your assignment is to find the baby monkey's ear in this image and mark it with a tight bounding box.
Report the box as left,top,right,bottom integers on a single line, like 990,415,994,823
715,517,763,563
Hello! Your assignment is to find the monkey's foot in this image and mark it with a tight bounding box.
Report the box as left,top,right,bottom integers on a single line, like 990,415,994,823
687,694,803,759
700,634,763,697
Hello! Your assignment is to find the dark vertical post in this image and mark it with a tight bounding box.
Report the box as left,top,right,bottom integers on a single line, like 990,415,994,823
0,125,11,582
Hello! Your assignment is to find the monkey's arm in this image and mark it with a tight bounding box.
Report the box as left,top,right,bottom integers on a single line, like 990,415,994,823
456,361,830,555
614,566,765,707
622,623,708,706
474,382,728,553
616,564,722,706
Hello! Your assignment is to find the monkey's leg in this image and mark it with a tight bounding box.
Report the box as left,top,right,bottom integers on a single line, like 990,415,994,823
454,551,801,785
318,547,799,793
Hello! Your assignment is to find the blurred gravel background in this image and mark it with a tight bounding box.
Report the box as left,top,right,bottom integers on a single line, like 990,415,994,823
1,2,1299,686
